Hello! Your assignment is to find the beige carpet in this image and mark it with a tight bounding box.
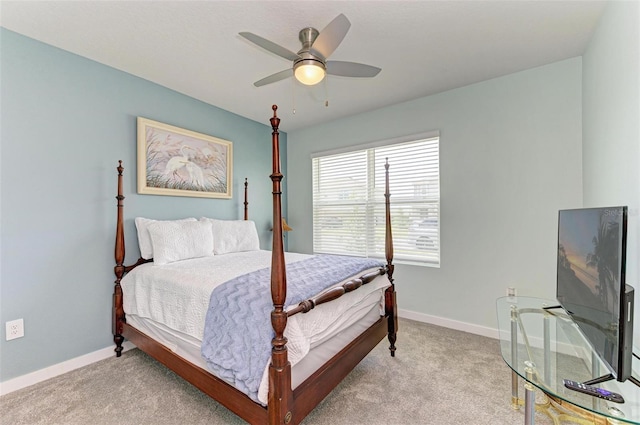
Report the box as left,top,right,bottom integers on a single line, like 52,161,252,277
1,318,555,424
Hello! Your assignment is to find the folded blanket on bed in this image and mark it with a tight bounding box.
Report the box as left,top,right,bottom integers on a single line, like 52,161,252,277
200,254,385,403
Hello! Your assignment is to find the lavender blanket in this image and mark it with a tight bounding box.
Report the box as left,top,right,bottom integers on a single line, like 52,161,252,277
200,254,384,403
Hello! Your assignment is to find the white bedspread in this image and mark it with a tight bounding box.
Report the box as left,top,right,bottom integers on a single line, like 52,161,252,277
121,250,389,404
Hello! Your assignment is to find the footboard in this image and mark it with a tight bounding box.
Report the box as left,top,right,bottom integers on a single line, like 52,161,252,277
286,268,387,317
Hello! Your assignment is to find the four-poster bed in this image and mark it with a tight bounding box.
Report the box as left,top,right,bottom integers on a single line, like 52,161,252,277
112,105,397,424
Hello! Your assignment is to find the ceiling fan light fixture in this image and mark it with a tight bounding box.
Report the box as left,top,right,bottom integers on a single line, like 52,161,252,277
294,59,326,85
241,14,380,88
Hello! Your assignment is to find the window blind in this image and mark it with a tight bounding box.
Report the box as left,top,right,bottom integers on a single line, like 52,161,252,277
312,136,440,266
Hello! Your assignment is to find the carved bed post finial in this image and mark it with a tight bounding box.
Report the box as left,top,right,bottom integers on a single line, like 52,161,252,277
244,178,248,221
384,158,398,357
267,105,292,424
114,160,126,357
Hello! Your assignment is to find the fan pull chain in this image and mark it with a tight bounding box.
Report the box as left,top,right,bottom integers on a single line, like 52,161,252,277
324,77,329,107
292,78,296,114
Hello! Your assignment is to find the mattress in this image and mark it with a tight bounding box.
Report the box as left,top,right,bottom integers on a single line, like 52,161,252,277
121,250,390,404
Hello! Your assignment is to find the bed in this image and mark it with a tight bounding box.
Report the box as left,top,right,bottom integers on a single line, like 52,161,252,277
112,105,397,424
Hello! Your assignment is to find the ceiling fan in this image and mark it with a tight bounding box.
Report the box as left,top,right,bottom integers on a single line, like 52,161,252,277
240,14,381,87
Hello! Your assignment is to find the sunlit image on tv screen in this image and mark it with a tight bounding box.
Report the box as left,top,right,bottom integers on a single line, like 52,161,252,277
556,206,629,380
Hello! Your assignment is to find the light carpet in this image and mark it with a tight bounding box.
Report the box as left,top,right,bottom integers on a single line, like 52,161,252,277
1,318,556,424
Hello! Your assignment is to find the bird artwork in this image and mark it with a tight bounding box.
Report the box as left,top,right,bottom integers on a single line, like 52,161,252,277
139,118,231,198
160,144,208,189
164,146,193,179
184,161,205,188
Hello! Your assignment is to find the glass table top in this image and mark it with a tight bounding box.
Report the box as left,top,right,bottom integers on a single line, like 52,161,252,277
496,296,640,424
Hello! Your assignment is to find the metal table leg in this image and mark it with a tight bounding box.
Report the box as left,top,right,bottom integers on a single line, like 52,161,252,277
544,313,550,385
511,305,519,409
524,361,536,425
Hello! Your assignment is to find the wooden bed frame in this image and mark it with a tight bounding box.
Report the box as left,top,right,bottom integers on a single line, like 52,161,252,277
113,105,397,425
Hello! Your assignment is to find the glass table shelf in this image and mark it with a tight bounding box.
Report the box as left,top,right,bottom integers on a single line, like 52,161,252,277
497,296,640,424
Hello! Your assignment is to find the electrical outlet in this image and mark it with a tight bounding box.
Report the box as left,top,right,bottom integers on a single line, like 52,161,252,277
6,319,24,341
507,287,517,297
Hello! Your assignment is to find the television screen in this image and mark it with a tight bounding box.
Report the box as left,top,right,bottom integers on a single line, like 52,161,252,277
556,206,630,381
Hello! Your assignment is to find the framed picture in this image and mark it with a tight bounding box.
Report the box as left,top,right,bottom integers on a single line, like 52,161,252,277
137,117,233,199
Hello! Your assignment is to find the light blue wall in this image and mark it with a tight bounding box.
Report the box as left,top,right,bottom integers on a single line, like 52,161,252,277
287,58,584,330
0,29,287,382
582,1,639,345
5,2,634,385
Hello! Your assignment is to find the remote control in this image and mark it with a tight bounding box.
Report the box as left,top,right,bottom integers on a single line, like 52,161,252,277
563,379,625,403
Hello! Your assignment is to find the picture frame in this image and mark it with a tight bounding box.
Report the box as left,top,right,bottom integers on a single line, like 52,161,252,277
137,117,233,199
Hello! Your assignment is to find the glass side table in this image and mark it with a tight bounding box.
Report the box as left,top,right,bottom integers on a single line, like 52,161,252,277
496,296,640,424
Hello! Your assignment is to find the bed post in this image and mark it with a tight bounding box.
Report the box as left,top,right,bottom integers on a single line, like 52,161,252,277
268,105,293,425
244,178,249,220
384,158,398,357
113,160,126,357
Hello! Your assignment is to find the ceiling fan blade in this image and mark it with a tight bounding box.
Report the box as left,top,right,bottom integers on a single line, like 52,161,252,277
253,69,293,87
309,14,351,60
326,61,381,78
239,32,300,62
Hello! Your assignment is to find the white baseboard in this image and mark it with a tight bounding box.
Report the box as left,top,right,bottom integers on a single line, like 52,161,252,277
1,311,496,397
398,308,500,339
0,341,135,396
398,308,583,357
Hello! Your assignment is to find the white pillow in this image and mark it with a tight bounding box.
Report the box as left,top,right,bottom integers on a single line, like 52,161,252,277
147,220,214,265
135,217,196,259
200,218,260,255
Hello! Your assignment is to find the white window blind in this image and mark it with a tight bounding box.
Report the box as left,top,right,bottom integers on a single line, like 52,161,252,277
312,136,440,266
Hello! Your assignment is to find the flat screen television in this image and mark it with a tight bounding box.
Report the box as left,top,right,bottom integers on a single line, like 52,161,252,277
556,206,634,384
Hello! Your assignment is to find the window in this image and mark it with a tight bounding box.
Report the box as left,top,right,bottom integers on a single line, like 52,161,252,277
312,134,440,267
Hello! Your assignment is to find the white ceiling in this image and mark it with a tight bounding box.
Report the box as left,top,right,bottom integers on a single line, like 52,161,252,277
1,1,606,132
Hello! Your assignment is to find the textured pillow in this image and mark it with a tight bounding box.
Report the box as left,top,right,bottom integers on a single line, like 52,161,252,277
135,217,196,259
147,220,214,265
200,218,260,255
